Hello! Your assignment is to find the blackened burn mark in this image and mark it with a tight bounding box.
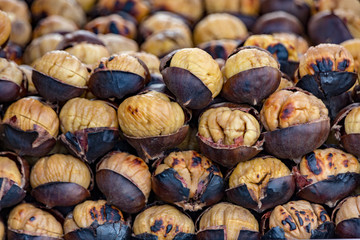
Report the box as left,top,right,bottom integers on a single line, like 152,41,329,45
295,213,304,226
306,152,322,175
108,56,115,61
214,45,225,59
166,224,173,234
109,21,119,34
319,210,327,222
29,216,35,221
267,43,289,61
305,223,311,233
192,156,202,166
150,219,164,232
105,204,121,222
338,59,349,71
281,217,296,231
123,1,135,12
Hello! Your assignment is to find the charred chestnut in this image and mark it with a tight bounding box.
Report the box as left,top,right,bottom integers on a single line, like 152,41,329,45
0,152,29,210
133,204,195,239
32,16,78,39
0,10,11,49
0,97,59,156
160,48,223,109
332,195,360,238
95,0,150,21
118,91,188,160
152,150,224,211
59,98,119,163
260,88,330,160
89,53,150,100
198,39,239,61
273,33,309,57
197,104,263,168
197,202,260,240
98,33,138,54
193,13,248,46
96,151,151,214
64,200,130,240
30,154,92,208
221,46,281,105
227,156,294,212
33,50,89,102
8,203,63,239
0,58,26,103
261,200,334,239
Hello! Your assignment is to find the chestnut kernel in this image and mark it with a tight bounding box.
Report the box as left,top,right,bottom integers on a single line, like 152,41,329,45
32,16,78,39
0,10,11,49
204,0,260,17
0,58,26,103
98,33,138,54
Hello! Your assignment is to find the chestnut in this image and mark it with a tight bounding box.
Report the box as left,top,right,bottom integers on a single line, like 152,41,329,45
0,58,27,103
0,152,29,210
176,126,199,152
95,0,150,21
59,98,119,164
261,200,334,239
0,0,30,23
0,218,4,240
98,33,138,54
273,33,309,57
152,150,224,211
96,151,151,214
221,46,281,105
65,43,110,67
7,16,31,47
227,156,294,213
196,202,260,240
128,51,162,82
0,97,59,156
260,88,330,161
30,154,92,208
276,74,294,91
332,195,360,238
64,200,130,240
341,38,360,77
294,148,360,207
118,91,189,160
133,204,195,240
311,0,360,15
56,30,106,50
160,48,223,109
89,53,150,100
7,203,63,239
33,50,89,102
197,103,263,168
193,13,248,46
0,41,23,65
0,10,11,49
198,39,239,61
32,16,78,39
204,0,260,16
19,65,37,95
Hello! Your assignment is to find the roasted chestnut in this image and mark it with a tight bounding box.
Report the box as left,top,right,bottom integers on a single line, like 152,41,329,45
273,33,309,57
221,46,281,105
0,58,26,103
197,202,260,240
0,217,4,240
152,150,224,211
33,50,89,102
7,203,63,239
294,148,360,207
5,13,31,47
59,98,119,163
197,103,263,168
227,156,294,212
56,30,106,50
64,200,130,240
204,0,260,16
341,38,360,76
261,200,334,239
193,13,248,46
332,195,360,238
32,16,78,39
160,48,223,109
127,51,162,82
133,204,195,240
311,0,360,15
96,151,151,213
276,74,294,91
65,43,110,66
0,41,23,65
118,91,189,160
0,152,29,210
95,0,150,21
0,10,11,49
89,53,150,100
260,88,330,160
0,97,59,156
19,65,37,95
198,39,239,61
0,0,30,22
30,154,92,208
98,33,139,54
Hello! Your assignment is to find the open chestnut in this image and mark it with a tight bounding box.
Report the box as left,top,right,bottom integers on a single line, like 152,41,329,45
152,150,224,211
32,15,78,39
96,151,151,214
98,33,138,54
0,58,26,103
198,39,239,62
0,10,11,49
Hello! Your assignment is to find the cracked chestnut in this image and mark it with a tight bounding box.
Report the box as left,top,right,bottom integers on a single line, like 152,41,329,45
227,156,294,212
133,204,195,240
64,200,130,240
96,151,151,214
0,10,11,49
196,202,260,240
30,154,93,208
0,58,26,103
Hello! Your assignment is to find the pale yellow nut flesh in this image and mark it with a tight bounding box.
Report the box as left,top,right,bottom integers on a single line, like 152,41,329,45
345,106,360,134
0,156,22,186
0,58,23,85
335,196,360,225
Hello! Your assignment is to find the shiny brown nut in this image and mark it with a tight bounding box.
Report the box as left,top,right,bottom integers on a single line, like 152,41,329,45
204,0,260,16
64,200,130,240
273,33,309,56
197,202,260,240
32,16,78,40
227,156,294,212
23,33,64,65
152,150,224,211
341,39,360,75
151,0,203,23
198,39,239,61
222,46,280,105
262,200,334,239
193,13,248,46
0,58,26,103
8,203,63,239
31,0,86,27
95,0,150,21
332,195,360,238
0,10,11,49
0,0,30,22
30,154,92,207
19,65,36,95
139,11,191,40
133,205,195,240
65,43,110,66
75,0,96,12
84,14,137,39
96,151,151,213
98,33,138,54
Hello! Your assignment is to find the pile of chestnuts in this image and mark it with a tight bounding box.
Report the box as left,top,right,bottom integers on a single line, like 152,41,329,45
0,0,360,239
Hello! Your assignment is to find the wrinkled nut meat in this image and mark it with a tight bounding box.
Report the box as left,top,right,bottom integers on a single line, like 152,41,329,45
0,58,25,103
0,58,24,86
199,107,260,146
8,203,63,239
118,91,185,137
65,43,110,66
333,195,360,238
98,33,139,54
32,16,78,39
0,156,22,186
133,205,195,239
0,10,11,48
153,150,223,211
345,106,360,134
277,76,294,91
128,51,161,76
204,0,260,16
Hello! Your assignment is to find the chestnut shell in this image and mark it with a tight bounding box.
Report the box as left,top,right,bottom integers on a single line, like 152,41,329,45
196,227,260,240
7,231,60,240
133,232,195,240
334,218,360,238
0,78,27,103
56,30,105,50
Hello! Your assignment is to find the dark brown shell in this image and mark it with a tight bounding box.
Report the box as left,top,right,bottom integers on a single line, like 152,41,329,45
0,78,26,103
196,226,260,240
332,196,360,238
7,231,61,240
279,60,299,80
134,233,195,240
56,30,105,50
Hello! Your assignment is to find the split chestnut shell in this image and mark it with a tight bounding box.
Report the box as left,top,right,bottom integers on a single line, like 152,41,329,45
0,58,26,103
